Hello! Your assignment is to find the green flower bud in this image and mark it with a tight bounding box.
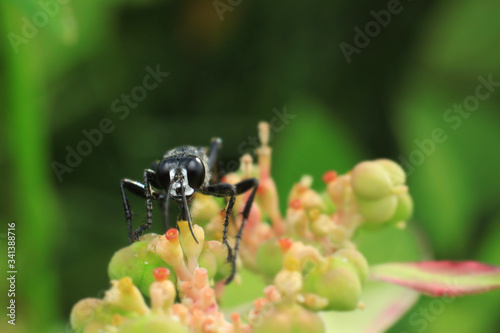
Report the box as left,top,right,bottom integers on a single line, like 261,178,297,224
178,221,205,272
108,239,175,297
357,195,398,223
253,304,324,333
80,322,110,333
104,277,150,315
375,159,406,186
351,161,393,200
70,298,102,332
190,194,222,226
385,191,413,225
303,257,362,311
333,248,369,283
203,240,231,281
311,213,334,237
198,248,217,281
256,239,283,280
320,191,336,215
117,314,188,333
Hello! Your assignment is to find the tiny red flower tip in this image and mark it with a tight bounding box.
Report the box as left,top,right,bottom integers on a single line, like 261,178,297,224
322,170,337,183
166,228,178,240
290,198,302,210
231,312,240,322
257,184,266,195
279,238,293,252
153,267,170,281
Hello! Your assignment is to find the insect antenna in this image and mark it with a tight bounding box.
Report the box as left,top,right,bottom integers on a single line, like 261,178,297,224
162,181,173,230
181,184,199,244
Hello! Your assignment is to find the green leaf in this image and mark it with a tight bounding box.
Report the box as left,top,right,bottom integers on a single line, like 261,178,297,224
370,261,500,297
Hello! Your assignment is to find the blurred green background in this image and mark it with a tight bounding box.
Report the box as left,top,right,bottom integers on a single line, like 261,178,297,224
1,0,500,332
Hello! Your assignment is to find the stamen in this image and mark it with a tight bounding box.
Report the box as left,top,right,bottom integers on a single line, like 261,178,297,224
153,267,171,281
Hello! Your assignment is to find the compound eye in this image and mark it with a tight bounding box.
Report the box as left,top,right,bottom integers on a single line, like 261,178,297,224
186,157,205,189
156,160,171,190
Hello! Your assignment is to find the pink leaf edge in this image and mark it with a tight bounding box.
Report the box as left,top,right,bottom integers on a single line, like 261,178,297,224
369,261,500,297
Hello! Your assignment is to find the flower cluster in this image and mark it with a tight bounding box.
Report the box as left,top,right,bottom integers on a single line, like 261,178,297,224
70,122,421,333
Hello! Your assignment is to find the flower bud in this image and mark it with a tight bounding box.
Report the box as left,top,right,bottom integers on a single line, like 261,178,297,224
310,213,335,237
178,221,205,272
108,238,175,296
385,191,413,225
256,239,284,280
333,248,369,283
302,257,362,311
351,161,393,200
253,304,324,333
150,268,177,312
193,267,209,290
70,298,102,332
154,230,192,281
104,277,150,315
300,293,329,311
320,191,336,215
357,195,398,223
203,240,231,281
117,314,188,333
79,322,109,333
198,249,218,281
375,159,406,186
274,270,302,300
190,194,222,225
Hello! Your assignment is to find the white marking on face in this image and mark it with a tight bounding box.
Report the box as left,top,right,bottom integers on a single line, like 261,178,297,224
169,168,194,197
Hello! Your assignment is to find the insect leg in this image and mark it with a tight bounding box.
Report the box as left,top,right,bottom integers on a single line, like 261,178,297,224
199,178,258,284
199,183,237,262
120,179,145,242
208,137,223,182
159,194,170,230
230,178,258,283
131,169,160,241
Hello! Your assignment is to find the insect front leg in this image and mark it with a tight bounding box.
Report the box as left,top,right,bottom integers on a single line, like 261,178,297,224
207,137,223,182
120,179,147,243
130,169,160,241
230,178,258,283
200,177,258,284
199,183,237,262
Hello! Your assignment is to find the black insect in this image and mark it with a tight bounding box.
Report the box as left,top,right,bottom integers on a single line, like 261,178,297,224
120,138,258,284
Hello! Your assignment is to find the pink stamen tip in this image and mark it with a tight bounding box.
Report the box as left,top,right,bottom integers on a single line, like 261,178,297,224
290,198,302,210
322,170,337,183
279,238,293,252
166,228,178,240
153,267,171,281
